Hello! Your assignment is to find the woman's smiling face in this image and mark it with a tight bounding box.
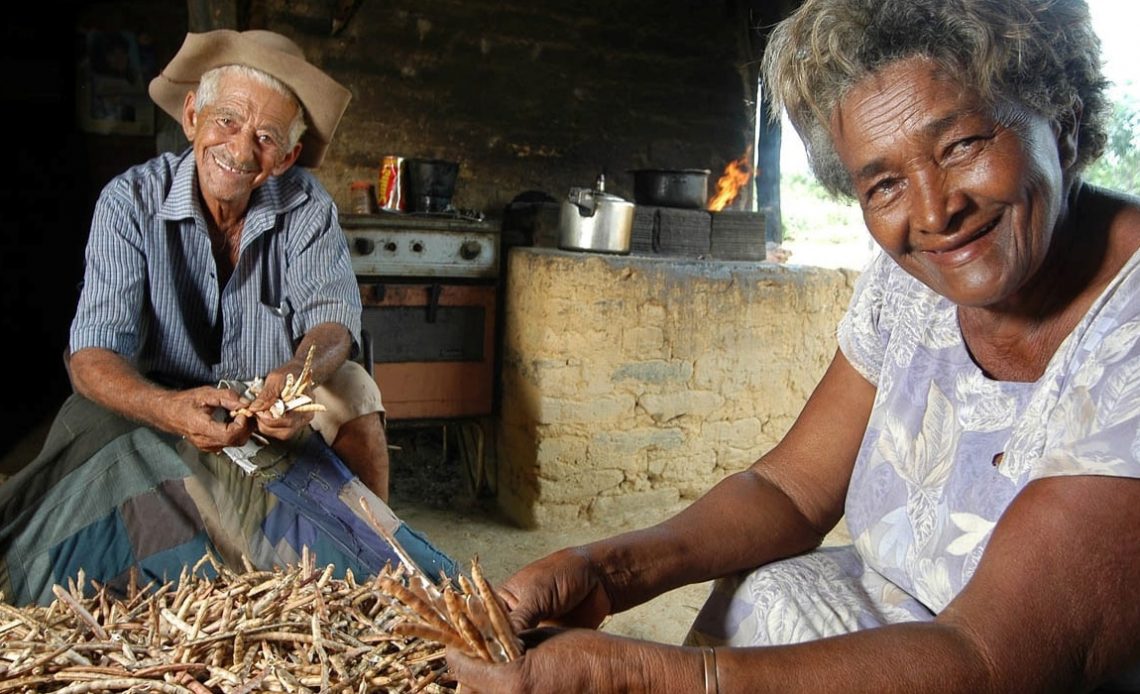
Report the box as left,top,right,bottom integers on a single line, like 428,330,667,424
831,56,1072,309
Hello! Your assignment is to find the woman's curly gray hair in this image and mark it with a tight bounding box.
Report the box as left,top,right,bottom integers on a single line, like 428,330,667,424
761,0,1109,198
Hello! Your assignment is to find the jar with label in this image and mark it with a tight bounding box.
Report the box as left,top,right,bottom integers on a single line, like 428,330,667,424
349,180,376,214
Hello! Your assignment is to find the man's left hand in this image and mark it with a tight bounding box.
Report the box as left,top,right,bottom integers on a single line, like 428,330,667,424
252,406,315,441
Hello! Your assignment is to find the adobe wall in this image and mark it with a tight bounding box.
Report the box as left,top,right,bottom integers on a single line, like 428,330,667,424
496,247,858,528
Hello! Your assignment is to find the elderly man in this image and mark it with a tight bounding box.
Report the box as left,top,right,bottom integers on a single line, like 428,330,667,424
71,29,389,499
0,30,453,606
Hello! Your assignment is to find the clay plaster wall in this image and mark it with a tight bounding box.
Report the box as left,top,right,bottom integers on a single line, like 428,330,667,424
496,247,858,528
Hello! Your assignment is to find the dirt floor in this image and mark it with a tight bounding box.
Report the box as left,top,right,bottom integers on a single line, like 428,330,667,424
383,423,713,645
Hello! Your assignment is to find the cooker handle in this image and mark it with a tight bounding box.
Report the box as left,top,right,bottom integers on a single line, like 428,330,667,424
567,187,597,217
426,283,442,323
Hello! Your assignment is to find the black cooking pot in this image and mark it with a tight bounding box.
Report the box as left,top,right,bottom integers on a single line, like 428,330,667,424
629,168,711,209
404,158,459,213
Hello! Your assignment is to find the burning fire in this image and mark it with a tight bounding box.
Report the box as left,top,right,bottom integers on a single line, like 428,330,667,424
707,145,754,212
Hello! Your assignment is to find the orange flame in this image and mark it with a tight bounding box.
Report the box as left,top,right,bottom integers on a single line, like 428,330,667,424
707,146,754,212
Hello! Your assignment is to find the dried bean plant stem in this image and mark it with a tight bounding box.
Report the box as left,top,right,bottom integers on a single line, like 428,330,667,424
0,499,522,692
0,550,471,692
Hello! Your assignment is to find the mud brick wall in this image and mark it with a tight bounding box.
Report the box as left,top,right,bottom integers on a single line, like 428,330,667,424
496,247,857,528
256,0,762,217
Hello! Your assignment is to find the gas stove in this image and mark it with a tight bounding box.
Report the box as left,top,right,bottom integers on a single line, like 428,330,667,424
342,211,500,423
340,212,500,279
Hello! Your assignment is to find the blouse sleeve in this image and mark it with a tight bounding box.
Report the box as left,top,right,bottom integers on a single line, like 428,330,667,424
1024,253,1140,482
836,250,894,386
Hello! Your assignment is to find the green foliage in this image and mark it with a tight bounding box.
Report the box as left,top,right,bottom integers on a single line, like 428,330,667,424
779,172,864,243
1083,91,1140,194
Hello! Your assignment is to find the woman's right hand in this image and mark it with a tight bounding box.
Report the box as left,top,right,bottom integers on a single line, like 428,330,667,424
499,547,614,633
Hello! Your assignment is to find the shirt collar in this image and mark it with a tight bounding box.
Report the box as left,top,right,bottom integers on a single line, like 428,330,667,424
157,149,200,222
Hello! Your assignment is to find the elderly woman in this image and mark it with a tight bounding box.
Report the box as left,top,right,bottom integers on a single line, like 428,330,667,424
446,0,1140,691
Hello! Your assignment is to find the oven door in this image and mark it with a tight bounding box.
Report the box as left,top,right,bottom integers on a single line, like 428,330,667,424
359,281,495,421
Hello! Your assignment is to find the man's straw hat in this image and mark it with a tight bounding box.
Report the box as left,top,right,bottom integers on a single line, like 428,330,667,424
148,29,351,168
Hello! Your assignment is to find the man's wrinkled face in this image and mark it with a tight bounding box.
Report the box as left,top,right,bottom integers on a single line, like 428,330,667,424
182,71,301,209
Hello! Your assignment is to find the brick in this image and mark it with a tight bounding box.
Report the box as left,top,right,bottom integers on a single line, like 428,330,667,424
588,488,684,527
638,391,724,423
590,428,685,457
538,394,634,425
497,249,855,528
620,326,666,355
611,360,693,385
534,435,588,465
536,463,624,503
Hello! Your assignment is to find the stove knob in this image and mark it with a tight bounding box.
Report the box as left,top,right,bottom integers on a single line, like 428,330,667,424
411,241,424,253
353,237,375,255
460,240,482,260
384,241,398,252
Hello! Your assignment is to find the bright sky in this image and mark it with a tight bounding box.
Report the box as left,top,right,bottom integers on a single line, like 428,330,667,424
780,0,1139,174
1088,0,1138,97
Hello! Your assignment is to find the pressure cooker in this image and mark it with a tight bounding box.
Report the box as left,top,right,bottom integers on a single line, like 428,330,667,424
558,175,635,254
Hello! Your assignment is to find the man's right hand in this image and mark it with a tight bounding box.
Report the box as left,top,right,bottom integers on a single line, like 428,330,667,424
69,348,257,452
161,385,252,452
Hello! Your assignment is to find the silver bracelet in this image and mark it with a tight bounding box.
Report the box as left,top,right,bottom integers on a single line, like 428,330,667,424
702,646,720,694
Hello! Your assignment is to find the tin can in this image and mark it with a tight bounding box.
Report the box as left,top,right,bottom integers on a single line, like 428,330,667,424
377,155,405,211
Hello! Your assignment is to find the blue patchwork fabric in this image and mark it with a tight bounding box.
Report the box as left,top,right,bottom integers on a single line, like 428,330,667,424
0,394,458,606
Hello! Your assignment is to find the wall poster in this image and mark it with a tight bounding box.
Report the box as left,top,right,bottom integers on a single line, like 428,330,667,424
76,30,157,136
